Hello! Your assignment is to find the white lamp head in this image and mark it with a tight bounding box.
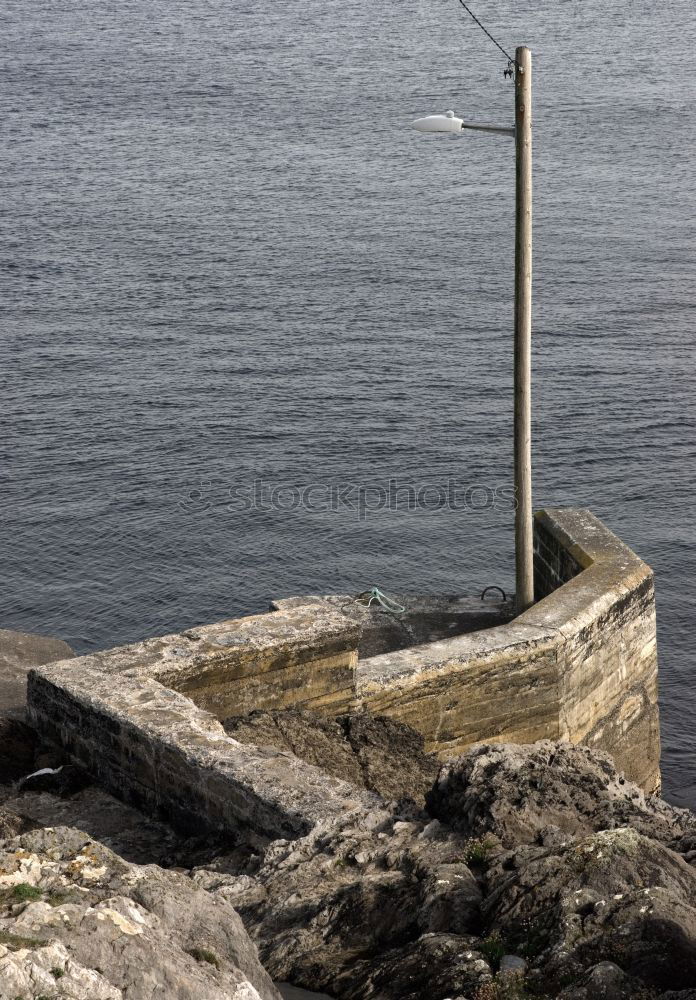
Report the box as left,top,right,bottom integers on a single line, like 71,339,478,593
412,110,463,133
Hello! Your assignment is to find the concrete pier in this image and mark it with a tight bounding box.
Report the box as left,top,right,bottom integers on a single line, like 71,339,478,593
26,508,660,839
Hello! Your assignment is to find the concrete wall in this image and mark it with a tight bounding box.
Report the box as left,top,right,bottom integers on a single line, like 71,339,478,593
26,508,660,840
534,514,583,598
27,603,368,841
531,511,659,792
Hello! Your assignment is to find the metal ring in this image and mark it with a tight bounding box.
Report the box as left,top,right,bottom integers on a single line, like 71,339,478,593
481,585,507,602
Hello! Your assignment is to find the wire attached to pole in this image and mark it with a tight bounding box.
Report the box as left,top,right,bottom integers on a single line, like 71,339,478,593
454,0,516,75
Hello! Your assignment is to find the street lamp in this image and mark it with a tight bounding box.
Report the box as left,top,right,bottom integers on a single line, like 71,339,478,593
412,46,534,613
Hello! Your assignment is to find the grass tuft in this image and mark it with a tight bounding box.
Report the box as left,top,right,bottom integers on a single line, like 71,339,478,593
187,946,220,969
11,884,42,903
460,837,497,867
45,889,78,907
479,932,507,971
0,930,44,951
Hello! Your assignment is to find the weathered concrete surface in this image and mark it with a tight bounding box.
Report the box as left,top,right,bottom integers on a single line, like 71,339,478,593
25,603,378,839
356,621,561,756
162,605,359,718
271,593,514,658
524,510,659,792
55,603,360,720
0,627,74,718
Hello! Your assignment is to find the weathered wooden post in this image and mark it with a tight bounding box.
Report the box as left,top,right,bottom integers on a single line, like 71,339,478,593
513,45,534,612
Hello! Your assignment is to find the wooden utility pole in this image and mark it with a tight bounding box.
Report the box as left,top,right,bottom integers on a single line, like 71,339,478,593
514,45,534,612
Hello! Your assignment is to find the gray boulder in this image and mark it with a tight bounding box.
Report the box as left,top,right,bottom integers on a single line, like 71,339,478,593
556,961,636,999
0,805,34,840
427,741,696,848
483,826,696,991
330,932,492,999
0,939,122,999
0,627,73,719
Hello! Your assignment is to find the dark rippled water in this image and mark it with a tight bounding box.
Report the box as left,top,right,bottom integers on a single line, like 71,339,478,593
2,0,695,804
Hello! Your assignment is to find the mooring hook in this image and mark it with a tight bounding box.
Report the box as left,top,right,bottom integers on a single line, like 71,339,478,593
481,585,507,602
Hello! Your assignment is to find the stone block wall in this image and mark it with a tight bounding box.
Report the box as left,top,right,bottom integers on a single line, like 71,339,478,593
526,511,659,792
356,509,660,793
27,602,370,841
152,605,360,718
27,650,375,843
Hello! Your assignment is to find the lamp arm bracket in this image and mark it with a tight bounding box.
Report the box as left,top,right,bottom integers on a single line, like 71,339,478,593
460,122,515,136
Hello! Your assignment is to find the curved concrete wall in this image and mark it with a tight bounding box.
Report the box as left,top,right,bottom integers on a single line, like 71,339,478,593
357,509,660,792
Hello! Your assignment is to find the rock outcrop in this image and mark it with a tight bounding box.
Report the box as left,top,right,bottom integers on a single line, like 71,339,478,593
223,709,439,806
484,828,696,991
190,739,696,999
0,627,74,720
330,931,492,999
0,824,281,1000
0,806,34,841
193,806,488,998
428,740,696,848
3,716,696,998
555,961,644,999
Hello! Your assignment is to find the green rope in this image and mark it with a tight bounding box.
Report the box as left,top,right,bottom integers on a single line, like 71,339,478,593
358,587,406,615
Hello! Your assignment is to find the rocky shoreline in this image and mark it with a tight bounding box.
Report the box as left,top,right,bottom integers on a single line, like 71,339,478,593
3,706,696,999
